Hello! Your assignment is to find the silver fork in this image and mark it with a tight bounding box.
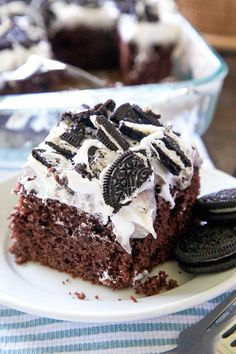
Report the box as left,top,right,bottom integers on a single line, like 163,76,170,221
162,289,236,354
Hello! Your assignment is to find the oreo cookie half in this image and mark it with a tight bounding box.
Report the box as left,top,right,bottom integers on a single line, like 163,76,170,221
195,188,236,223
95,115,129,151
175,224,236,274
103,150,152,211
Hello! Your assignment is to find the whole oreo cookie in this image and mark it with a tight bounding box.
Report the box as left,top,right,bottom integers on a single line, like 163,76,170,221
103,150,152,212
195,188,236,223
175,224,236,274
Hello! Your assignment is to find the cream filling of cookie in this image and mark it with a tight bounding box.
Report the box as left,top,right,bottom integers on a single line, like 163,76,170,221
90,115,126,151
119,120,161,135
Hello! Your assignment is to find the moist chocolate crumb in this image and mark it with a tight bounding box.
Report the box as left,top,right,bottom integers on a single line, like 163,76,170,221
130,295,138,303
166,279,178,290
135,271,178,296
74,291,86,300
95,295,99,300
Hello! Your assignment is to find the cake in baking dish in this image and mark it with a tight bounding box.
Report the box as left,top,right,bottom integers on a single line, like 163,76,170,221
0,0,180,93
9,99,200,289
0,0,51,73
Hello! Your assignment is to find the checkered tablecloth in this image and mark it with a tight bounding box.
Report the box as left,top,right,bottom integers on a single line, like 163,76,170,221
0,291,235,354
0,137,235,354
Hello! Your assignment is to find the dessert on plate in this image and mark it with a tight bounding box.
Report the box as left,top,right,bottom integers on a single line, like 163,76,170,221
9,99,200,289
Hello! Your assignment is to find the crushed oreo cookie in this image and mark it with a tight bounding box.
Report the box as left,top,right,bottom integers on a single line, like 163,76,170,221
45,141,75,159
151,141,181,176
32,148,52,168
119,121,147,140
95,115,129,151
93,99,116,117
60,110,93,127
162,134,191,168
111,103,161,126
60,124,85,148
132,105,161,126
75,163,93,180
110,103,132,124
103,150,152,211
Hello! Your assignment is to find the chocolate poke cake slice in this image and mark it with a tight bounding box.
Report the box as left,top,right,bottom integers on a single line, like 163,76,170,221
119,0,180,85
10,99,201,289
45,0,120,70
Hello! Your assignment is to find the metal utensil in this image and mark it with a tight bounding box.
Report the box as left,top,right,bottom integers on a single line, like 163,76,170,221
1,55,105,89
162,289,236,354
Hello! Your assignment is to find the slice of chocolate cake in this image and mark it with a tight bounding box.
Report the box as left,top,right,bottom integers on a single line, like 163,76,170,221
119,0,180,85
46,0,120,70
9,100,201,289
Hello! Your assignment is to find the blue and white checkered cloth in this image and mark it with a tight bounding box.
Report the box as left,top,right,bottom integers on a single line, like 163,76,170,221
0,138,234,353
0,292,234,354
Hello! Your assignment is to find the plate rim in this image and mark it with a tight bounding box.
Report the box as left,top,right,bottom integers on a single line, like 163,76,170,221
0,166,236,322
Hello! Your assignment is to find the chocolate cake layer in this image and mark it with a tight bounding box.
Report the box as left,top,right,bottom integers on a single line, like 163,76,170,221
10,169,199,289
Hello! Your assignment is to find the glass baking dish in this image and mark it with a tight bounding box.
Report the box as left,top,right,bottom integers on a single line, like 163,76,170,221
0,13,228,167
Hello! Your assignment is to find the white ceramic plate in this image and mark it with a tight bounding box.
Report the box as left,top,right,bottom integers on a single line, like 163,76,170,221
0,167,236,323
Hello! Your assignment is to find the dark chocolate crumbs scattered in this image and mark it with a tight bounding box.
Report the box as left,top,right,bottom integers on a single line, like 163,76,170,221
130,295,138,303
74,292,86,300
135,271,178,296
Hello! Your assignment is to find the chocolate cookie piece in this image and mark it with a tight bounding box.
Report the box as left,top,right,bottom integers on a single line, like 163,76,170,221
111,103,161,126
45,141,75,159
119,121,147,140
60,124,85,148
175,224,236,274
151,141,182,176
32,149,52,168
93,99,116,117
103,150,152,211
195,188,236,223
95,115,129,151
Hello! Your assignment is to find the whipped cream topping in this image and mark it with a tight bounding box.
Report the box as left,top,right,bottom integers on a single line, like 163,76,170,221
118,0,181,65
0,1,51,72
48,0,119,32
18,101,200,253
